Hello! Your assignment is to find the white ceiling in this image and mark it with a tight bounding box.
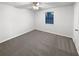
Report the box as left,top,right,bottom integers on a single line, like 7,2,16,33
0,2,75,10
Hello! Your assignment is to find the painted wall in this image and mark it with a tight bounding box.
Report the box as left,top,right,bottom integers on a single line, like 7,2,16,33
0,3,74,43
35,5,74,38
73,2,79,54
0,4,34,43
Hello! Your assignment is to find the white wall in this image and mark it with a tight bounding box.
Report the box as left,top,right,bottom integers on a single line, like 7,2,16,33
35,5,74,38
0,4,34,43
73,3,79,54
0,3,74,43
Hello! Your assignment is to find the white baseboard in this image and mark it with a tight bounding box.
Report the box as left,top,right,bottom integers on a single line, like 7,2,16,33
75,45,79,55
0,28,34,44
35,29,72,38
72,38,79,55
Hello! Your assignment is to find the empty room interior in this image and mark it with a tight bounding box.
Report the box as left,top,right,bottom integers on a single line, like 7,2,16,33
0,2,79,56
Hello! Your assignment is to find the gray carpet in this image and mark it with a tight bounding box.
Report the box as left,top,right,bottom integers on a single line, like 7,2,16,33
0,30,78,56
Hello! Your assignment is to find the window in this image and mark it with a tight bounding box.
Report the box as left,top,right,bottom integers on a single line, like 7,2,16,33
45,12,54,24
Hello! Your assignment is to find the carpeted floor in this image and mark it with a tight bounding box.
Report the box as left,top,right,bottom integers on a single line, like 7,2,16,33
0,30,78,56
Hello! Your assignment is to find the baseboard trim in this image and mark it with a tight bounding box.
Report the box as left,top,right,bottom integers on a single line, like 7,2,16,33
0,29,34,44
35,29,72,38
72,38,79,55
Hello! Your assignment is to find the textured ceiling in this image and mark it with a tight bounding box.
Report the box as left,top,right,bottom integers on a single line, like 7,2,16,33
0,2,75,10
